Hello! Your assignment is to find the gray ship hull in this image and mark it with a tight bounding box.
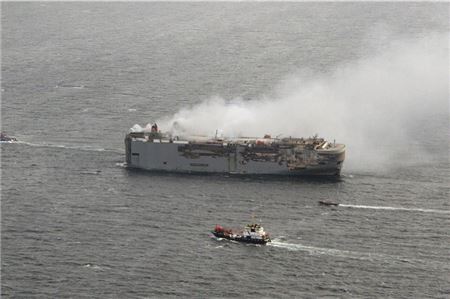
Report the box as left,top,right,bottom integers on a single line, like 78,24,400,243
125,134,345,176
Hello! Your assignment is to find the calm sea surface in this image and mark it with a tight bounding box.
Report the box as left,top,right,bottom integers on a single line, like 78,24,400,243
2,3,449,298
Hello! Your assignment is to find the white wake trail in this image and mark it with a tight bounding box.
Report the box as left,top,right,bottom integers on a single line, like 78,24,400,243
12,140,124,154
1,140,125,154
339,204,450,214
268,240,446,269
268,240,385,261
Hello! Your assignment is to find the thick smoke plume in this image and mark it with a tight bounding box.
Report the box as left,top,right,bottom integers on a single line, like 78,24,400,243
158,33,449,171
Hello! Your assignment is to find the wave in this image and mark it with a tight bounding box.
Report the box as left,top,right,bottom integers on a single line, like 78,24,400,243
82,263,105,271
115,162,128,168
338,204,450,214
55,84,85,89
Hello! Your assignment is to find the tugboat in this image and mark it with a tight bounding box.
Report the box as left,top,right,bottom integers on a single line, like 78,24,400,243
0,132,17,143
212,222,271,245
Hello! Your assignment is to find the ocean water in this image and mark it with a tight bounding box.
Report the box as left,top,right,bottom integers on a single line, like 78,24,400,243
1,2,449,298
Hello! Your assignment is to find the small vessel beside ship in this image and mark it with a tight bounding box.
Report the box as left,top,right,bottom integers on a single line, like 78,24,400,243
0,132,17,143
212,222,271,245
318,200,340,206
125,124,345,176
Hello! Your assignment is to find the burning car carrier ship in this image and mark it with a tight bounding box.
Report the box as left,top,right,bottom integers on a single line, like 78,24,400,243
125,125,345,176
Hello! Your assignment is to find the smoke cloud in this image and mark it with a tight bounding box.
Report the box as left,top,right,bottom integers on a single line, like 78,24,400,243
158,32,449,172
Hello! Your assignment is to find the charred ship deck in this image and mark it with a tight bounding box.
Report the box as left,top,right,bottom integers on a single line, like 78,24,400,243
125,131,345,176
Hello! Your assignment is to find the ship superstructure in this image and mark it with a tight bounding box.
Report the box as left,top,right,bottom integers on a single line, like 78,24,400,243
125,129,345,176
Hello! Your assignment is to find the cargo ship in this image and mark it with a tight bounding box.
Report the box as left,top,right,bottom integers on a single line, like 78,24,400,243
125,125,345,176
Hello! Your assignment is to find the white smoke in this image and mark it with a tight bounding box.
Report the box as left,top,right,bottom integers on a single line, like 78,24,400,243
158,32,449,171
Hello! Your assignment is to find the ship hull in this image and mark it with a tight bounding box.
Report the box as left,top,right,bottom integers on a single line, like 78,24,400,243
212,231,270,244
125,136,345,176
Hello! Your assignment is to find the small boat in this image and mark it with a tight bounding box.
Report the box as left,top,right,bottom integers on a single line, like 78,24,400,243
0,132,17,143
212,222,271,245
319,200,339,206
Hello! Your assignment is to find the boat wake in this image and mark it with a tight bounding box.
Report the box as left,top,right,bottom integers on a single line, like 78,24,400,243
338,204,450,215
267,240,446,268
12,141,124,154
268,240,383,260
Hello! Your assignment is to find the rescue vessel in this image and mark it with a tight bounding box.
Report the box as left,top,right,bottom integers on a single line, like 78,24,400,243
212,222,271,245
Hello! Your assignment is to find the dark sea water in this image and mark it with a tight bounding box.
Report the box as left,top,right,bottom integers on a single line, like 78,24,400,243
1,2,449,298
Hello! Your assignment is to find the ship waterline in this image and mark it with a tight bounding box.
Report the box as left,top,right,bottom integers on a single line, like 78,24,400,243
125,131,345,176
